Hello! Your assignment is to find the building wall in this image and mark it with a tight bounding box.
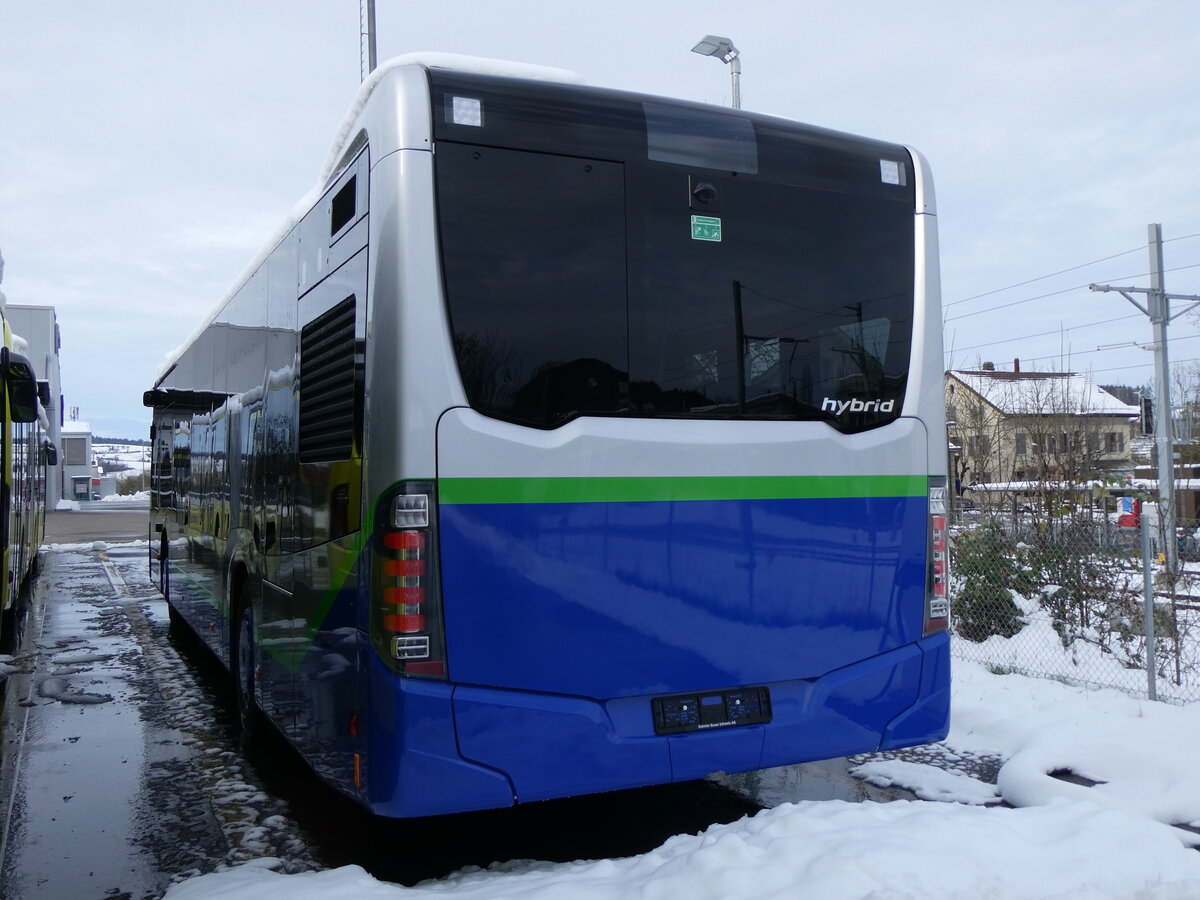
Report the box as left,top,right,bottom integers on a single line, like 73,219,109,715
946,372,1137,493
60,423,92,502
6,305,64,500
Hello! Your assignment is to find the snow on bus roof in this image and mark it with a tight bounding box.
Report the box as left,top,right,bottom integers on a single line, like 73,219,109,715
156,53,582,384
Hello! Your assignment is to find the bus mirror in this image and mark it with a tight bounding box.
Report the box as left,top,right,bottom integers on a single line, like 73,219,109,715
42,442,58,466
3,348,39,423
36,380,51,408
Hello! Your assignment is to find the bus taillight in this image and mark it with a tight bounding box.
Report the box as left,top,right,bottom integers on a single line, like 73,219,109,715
374,483,447,678
925,481,950,636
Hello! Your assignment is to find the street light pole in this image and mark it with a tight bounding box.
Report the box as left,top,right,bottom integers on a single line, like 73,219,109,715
691,35,742,109
360,0,378,82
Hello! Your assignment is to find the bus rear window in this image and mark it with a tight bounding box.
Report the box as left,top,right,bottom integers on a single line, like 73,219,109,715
435,141,913,432
643,102,757,174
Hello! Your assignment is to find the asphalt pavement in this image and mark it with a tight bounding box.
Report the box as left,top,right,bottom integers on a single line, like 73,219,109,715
0,502,288,899
44,501,154,544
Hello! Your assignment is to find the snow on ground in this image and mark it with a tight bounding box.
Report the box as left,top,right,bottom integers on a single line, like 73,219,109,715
92,441,150,475
164,661,1200,899
99,489,151,503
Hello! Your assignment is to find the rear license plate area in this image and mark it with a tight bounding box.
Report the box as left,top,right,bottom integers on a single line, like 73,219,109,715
652,686,772,735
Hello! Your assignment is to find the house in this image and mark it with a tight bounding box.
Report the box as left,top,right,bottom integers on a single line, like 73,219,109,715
946,363,1139,500
60,420,96,502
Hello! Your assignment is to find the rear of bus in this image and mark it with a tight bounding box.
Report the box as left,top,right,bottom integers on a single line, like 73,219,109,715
364,68,949,816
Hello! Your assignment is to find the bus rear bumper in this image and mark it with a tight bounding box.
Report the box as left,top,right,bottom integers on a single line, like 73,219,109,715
879,630,951,750
447,637,950,806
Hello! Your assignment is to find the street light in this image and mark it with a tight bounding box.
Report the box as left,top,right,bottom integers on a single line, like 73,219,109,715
691,34,741,109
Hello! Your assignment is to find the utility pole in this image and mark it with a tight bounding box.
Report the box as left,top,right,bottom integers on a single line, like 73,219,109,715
360,0,378,82
1091,224,1200,576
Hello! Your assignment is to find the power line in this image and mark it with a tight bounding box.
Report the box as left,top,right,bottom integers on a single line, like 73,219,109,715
944,231,1200,310
1018,331,1200,368
1086,355,1200,377
944,245,1145,308
943,262,1200,324
944,312,1142,356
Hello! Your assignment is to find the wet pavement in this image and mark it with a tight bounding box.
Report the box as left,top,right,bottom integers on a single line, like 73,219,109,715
0,502,1000,896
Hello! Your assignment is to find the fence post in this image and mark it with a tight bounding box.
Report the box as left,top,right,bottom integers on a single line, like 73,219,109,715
1141,512,1158,701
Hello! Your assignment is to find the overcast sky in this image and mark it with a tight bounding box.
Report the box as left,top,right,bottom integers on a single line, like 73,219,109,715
2,1,1198,437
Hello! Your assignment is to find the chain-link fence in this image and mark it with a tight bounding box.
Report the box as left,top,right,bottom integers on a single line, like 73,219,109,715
949,504,1200,703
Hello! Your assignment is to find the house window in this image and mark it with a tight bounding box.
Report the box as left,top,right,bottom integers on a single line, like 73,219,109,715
1015,432,1027,456
1105,432,1125,453
62,437,87,466
966,435,991,457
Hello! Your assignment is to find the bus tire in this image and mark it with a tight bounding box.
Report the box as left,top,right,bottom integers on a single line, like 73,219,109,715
231,586,260,737
0,604,15,655
166,600,186,636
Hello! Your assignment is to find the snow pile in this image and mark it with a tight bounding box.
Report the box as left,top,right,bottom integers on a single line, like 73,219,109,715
165,799,1200,899
99,490,151,503
949,662,1200,839
163,660,1200,899
850,758,999,805
55,499,80,511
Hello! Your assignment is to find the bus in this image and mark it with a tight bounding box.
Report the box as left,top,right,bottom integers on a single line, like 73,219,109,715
144,55,950,818
0,296,52,653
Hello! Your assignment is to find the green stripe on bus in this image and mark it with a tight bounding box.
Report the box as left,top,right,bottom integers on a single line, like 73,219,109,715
438,474,928,505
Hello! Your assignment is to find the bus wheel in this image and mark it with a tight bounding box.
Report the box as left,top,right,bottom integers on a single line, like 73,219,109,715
0,605,15,655
165,600,186,637
231,587,260,736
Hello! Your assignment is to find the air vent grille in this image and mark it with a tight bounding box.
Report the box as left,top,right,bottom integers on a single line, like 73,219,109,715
299,296,358,462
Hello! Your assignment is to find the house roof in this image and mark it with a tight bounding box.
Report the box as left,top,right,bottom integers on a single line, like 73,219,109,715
948,370,1139,417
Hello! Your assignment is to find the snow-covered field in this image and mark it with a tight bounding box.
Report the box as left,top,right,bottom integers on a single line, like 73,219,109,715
165,661,1200,899
92,440,150,477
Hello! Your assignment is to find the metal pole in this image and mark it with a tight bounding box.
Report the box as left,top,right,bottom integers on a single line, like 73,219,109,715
729,55,742,109
366,0,377,75
1141,507,1158,701
1149,224,1177,577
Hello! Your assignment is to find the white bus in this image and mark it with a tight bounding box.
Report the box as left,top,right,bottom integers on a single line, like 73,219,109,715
145,55,950,818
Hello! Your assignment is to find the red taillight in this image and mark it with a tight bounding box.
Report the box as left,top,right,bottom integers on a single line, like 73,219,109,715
384,585,425,604
384,613,427,633
925,484,950,635
374,484,447,678
404,660,445,676
384,559,425,577
385,530,425,551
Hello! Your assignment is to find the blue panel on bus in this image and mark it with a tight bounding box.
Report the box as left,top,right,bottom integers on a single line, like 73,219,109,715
452,684,671,803
366,657,516,817
880,631,951,750
438,495,927,699
451,638,934,802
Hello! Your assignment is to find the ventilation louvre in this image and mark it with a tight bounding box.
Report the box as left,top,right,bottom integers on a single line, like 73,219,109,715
300,297,358,463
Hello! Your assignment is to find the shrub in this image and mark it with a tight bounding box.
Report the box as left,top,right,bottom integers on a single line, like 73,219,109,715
950,525,1025,642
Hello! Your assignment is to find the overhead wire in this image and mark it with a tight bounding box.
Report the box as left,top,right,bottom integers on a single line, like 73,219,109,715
944,313,1142,356
944,230,1200,310
943,262,1200,324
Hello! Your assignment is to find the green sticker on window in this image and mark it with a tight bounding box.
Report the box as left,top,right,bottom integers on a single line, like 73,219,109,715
691,215,722,242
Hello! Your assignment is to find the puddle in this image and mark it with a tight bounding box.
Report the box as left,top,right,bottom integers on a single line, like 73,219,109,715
714,756,917,807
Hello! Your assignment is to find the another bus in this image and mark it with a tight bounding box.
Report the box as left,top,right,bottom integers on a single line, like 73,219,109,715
144,55,950,818
0,292,52,652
